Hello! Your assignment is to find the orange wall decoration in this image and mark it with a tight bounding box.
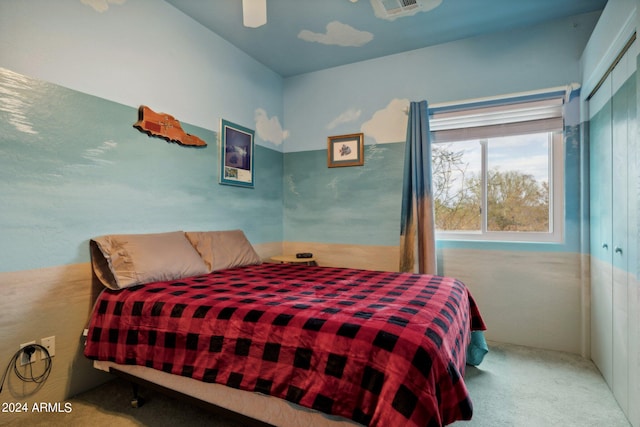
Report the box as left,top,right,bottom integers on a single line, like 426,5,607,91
133,105,207,147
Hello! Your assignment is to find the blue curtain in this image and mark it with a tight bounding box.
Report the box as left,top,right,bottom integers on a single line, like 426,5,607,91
399,101,437,274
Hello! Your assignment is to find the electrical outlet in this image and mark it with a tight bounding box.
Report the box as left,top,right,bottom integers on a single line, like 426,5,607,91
41,336,55,358
19,341,37,366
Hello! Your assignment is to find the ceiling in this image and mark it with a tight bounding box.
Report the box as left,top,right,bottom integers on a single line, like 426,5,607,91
165,0,608,78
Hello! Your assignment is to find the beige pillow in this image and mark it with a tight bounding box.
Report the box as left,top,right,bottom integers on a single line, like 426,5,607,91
90,231,209,290
185,230,262,272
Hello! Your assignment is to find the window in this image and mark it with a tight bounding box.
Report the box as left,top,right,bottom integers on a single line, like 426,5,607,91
430,95,565,243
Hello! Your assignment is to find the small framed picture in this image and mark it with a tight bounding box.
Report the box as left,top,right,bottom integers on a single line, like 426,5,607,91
327,133,364,168
220,119,254,188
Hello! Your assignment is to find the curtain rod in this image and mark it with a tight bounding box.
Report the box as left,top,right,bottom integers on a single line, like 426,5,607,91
404,84,580,115
428,83,580,110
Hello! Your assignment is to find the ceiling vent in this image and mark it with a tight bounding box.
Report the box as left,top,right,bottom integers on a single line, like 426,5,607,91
383,0,418,15
370,0,442,20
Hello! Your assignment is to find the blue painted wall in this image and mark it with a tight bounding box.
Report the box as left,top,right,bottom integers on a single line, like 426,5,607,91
284,143,403,245
0,0,285,273
0,68,283,272
283,123,583,252
283,13,599,256
0,1,600,272
0,0,616,354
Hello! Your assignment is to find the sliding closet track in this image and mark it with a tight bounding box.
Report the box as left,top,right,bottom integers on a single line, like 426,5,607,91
587,32,637,101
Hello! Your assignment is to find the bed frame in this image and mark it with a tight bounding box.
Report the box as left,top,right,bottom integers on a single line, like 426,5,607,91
111,367,275,427
96,361,360,427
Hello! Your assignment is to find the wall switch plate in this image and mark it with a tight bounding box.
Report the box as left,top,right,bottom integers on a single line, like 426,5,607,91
19,341,37,366
41,336,55,358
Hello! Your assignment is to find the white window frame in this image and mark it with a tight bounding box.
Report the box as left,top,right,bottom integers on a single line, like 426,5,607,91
430,96,565,243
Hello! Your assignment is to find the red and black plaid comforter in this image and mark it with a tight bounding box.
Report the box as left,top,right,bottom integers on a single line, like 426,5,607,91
84,263,486,427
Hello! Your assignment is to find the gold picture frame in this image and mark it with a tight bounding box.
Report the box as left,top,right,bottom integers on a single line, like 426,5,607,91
327,133,364,168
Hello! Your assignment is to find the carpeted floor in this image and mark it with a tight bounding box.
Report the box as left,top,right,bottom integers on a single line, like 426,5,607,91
7,341,631,426
451,342,629,426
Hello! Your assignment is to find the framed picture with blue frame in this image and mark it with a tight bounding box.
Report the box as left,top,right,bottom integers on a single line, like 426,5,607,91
220,119,254,188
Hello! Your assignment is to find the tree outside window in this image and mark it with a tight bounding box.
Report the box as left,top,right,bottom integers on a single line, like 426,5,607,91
433,132,559,241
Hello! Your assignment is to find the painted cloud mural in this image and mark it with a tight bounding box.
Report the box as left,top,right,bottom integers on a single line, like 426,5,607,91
298,21,373,47
81,0,126,13
255,108,289,146
327,107,362,130
361,98,409,143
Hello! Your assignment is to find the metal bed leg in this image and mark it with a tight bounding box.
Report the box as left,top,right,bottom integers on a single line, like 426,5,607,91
130,382,145,408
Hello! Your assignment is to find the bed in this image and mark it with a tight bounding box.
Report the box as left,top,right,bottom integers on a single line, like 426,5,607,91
83,230,487,427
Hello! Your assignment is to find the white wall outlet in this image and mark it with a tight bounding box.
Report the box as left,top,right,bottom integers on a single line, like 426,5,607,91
19,341,37,366
41,336,55,358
